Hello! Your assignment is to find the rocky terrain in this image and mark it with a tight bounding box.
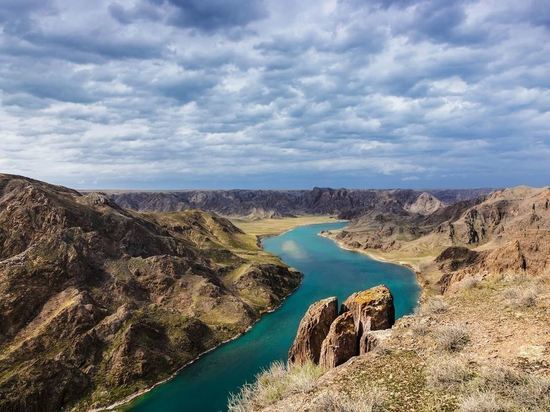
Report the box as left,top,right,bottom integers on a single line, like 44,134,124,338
230,186,550,412
107,188,492,219
0,174,301,411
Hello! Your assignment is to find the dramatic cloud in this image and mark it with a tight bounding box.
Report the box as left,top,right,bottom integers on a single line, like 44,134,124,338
0,0,548,189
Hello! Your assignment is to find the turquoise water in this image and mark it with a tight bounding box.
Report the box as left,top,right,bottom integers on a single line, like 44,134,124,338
128,222,420,412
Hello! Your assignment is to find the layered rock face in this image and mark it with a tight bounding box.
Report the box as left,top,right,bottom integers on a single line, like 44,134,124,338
341,286,395,333
319,311,357,368
0,174,301,411
288,297,338,364
289,286,395,369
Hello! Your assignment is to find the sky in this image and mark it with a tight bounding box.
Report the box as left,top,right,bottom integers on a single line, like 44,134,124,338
0,0,549,189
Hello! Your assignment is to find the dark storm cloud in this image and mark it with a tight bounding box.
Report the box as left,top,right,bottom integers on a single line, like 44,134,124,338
0,0,548,189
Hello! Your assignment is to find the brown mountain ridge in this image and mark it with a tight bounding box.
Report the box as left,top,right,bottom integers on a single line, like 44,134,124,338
0,174,301,411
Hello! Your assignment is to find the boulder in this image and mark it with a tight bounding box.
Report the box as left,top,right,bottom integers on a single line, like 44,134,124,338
319,311,357,368
359,329,393,355
341,285,395,334
288,297,338,365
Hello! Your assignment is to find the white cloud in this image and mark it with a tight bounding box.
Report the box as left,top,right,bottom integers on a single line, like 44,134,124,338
0,0,548,189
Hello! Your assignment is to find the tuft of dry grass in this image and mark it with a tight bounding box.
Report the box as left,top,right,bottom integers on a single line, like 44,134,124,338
411,321,430,336
435,324,470,352
228,361,325,411
503,285,538,308
459,392,508,412
472,364,550,411
460,277,480,290
426,356,473,390
419,296,449,315
312,386,387,412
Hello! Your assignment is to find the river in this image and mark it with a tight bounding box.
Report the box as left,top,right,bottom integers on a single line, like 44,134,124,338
127,222,420,411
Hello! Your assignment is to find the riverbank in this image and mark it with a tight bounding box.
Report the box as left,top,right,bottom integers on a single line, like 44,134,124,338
318,229,441,298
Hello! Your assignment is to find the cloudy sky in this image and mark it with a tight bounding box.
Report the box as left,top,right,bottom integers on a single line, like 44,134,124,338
0,0,549,189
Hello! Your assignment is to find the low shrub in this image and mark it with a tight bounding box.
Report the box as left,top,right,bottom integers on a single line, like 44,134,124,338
435,324,470,352
503,286,538,308
459,392,508,412
411,322,430,336
420,296,449,315
473,364,550,411
460,277,480,290
426,356,473,390
312,386,387,412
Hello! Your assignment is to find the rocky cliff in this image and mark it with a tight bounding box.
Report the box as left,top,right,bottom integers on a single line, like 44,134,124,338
107,188,492,218
0,174,301,411
288,286,395,369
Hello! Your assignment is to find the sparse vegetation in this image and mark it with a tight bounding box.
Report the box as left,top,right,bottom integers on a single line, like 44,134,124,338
459,277,479,290
503,285,538,308
435,324,470,352
471,364,550,411
312,386,387,412
411,321,430,336
420,296,449,315
458,392,507,412
227,361,325,411
426,356,473,390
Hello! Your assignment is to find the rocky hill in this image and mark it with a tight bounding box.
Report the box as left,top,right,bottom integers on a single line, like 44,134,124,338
0,174,301,411
107,188,492,218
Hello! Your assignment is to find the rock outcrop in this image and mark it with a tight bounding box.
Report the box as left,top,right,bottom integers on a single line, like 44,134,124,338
0,174,302,411
341,285,395,333
404,192,444,215
288,297,338,365
319,311,357,368
289,286,395,369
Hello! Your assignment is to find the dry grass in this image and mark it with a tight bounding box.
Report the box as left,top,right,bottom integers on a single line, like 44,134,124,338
312,386,387,412
472,364,550,411
419,296,449,315
227,361,325,411
426,356,473,390
459,392,508,412
435,324,470,352
503,285,538,308
459,277,480,290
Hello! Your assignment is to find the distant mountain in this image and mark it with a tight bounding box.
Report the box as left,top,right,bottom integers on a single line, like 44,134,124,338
107,188,493,218
0,174,300,411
